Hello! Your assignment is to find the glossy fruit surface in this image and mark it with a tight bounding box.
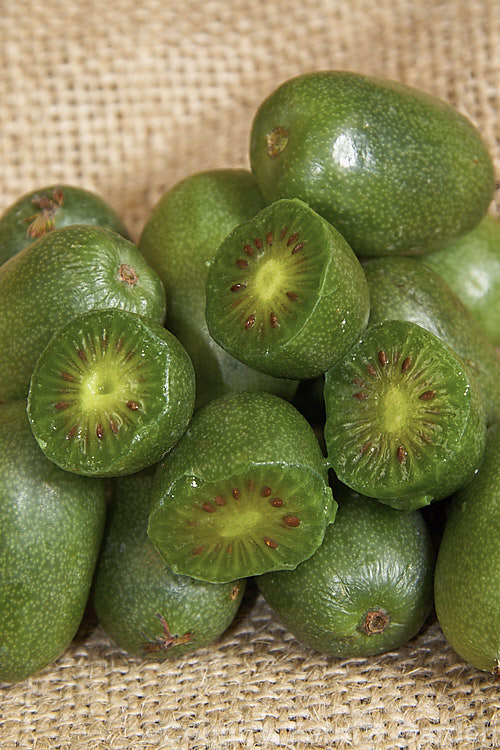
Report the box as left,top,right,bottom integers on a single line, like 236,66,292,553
250,70,494,256
434,421,500,676
258,485,434,658
0,401,106,683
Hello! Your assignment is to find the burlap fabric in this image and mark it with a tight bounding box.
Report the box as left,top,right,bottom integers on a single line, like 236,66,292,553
1,1,499,748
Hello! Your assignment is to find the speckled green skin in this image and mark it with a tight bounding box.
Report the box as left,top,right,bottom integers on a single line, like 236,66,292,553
0,184,130,265
324,320,487,510
93,466,245,659
364,256,500,425
0,224,166,403
27,309,195,477
0,401,106,683
421,215,500,347
257,486,434,658
138,170,297,407
148,391,336,582
205,198,370,379
250,71,494,257
434,421,500,675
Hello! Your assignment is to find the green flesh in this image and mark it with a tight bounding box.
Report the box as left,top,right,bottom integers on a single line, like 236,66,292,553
324,320,486,509
148,391,336,583
148,464,333,583
27,308,195,477
206,198,370,379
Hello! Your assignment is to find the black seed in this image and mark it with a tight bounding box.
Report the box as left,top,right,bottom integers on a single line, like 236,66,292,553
283,515,300,527
236,258,249,269
261,486,272,497
126,400,140,410
244,314,256,329
270,312,278,328
286,232,299,247
96,424,104,440
214,495,225,506
291,241,305,255
231,283,246,292
286,291,298,301
232,488,241,500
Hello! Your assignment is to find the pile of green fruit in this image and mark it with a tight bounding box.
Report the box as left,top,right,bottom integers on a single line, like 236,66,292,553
1,70,499,685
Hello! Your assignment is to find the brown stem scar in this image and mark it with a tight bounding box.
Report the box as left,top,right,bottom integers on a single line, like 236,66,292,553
118,264,139,286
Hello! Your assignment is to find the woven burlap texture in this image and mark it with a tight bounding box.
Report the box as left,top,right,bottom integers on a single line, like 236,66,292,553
1,1,499,748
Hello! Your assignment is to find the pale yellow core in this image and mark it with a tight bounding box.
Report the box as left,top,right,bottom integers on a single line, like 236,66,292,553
81,366,119,410
219,507,261,538
379,384,411,433
253,257,285,303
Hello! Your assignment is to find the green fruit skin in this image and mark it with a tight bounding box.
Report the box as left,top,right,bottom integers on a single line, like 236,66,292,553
323,320,487,511
0,184,130,265
364,256,500,425
0,401,106,683
250,70,494,257
205,198,370,380
0,224,166,403
138,169,298,407
434,421,500,675
257,486,434,658
92,466,245,658
148,391,336,581
27,309,196,477
421,214,500,347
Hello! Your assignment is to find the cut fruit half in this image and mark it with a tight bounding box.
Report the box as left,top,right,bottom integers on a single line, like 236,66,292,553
27,308,195,477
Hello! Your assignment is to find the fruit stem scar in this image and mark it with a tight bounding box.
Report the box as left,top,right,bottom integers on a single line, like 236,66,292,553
266,126,289,159
361,609,390,635
142,613,193,653
118,263,139,286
